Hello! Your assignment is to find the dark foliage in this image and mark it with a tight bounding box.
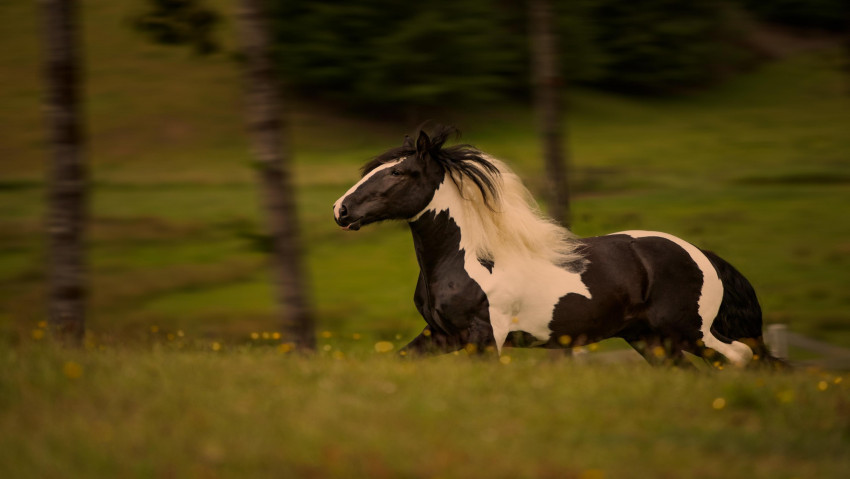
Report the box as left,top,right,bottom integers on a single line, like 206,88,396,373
267,0,759,106
736,0,848,32
131,0,221,55
267,0,525,109
589,0,755,94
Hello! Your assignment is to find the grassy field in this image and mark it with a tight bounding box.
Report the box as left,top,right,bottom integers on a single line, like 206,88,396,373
2,342,849,478
1,2,850,477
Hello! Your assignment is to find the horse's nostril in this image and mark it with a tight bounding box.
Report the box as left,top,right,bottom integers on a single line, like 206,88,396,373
338,204,348,218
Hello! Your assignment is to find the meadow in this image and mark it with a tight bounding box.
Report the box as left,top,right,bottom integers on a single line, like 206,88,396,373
1,1,850,477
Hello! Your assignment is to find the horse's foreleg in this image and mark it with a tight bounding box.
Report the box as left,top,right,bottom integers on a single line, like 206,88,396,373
459,317,499,357
399,327,464,357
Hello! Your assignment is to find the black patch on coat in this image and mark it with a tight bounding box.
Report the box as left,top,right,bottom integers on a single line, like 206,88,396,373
702,249,763,341
548,234,705,345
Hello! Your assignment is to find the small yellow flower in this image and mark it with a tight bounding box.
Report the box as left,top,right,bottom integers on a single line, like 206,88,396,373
250,332,260,340
712,397,726,410
63,361,83,379
211,342,221,351
177,330,184,337
322,344,332,352
278,343,293,354
834,377,843,385
150,325,159,333
558,335,572,346
588,343,599,352
499,355,512,365
332,351,345,360
352,333,362,340
37,320,47,329
272,332,281,340
422,329,431,337
261,332,270,339
167,333,175,341
31,329,44,340
374,341,394,353
652,346,666,358
395,334,402,340
580,469,605,479
321,331,332,339
817,381,828,391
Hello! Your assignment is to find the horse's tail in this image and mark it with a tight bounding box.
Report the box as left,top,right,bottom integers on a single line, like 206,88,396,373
703,250,789,369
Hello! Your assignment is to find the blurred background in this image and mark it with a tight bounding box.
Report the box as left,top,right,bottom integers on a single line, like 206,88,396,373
1,0,849,351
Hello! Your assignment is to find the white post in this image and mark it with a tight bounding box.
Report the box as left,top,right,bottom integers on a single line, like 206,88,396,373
765,324,789,361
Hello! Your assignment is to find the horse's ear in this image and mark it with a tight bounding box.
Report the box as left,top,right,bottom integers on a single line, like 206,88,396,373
416,130,431,155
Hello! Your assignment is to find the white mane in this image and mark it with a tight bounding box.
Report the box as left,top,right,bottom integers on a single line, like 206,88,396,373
418,156,584,266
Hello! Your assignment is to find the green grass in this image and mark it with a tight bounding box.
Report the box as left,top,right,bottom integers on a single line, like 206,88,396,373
1,343,849,478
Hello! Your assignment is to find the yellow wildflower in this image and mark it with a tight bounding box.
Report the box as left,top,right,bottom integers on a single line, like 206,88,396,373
63,361,83,379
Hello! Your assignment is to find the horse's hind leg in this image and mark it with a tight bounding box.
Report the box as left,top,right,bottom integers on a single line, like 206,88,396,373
699,328,754,367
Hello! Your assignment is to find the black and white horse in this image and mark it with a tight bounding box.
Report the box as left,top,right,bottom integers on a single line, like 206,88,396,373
334,125,779,367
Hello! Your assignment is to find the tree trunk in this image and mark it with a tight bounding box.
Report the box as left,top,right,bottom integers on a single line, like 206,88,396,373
529,0,571,228
41,0,87,346
236,0,315,350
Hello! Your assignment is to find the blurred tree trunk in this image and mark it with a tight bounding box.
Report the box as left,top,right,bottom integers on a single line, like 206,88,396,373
236,0,315,350
529,0,571,228
530,0,573,360
41,0,87,346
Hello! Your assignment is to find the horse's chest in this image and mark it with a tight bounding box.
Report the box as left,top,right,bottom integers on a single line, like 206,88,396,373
415,254,489,333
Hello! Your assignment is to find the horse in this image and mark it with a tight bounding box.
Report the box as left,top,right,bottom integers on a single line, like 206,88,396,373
333,125,781,368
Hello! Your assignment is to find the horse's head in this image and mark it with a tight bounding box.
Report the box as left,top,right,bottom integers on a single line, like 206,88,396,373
333,130,447,230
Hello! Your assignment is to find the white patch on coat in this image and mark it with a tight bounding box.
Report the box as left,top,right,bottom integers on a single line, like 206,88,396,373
333,159,403,220
617,230,753,366
414,164,591,353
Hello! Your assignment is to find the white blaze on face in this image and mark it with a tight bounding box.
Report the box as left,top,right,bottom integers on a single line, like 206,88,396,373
616,230,753,366
333,159,404,221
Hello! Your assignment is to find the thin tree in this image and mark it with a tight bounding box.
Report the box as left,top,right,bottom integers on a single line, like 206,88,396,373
236,0,316,350
529,0,571,227
41,0,87,346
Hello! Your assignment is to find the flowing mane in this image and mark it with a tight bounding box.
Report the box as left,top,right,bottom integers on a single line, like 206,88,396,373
366,126,584,267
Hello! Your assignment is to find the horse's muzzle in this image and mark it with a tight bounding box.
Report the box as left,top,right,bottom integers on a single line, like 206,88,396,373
334,203,361,231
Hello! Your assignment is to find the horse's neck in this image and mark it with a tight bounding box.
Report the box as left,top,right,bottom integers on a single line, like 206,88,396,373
408,209,468,279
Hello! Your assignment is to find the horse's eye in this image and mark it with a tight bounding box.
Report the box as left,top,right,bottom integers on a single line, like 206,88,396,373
391,169,402,176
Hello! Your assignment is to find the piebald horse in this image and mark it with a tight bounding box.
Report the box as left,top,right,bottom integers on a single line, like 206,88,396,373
333,126,779,367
